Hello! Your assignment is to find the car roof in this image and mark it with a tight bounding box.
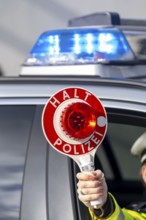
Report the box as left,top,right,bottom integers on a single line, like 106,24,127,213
0,77,145,113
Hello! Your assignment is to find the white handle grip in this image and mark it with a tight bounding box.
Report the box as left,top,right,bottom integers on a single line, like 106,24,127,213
90,197,102,208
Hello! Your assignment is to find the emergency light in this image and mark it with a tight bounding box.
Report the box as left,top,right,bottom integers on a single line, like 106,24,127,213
20,27,135,76
42,87,108,207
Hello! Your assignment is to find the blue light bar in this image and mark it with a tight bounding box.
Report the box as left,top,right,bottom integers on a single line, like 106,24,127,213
24,27,135,66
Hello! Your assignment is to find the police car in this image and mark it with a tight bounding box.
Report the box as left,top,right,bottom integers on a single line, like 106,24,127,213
0,12,146,220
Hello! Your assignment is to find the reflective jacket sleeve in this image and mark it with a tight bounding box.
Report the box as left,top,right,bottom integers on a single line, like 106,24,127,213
89,193,146,220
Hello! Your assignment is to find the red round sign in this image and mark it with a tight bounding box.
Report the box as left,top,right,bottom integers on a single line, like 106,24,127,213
42,87,107,156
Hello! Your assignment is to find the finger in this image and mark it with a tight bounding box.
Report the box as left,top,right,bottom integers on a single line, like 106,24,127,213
76,170,105,181
77,186,104,196
76,172,97,181
78,190,103,203
92,170,105,181
77,180,103,189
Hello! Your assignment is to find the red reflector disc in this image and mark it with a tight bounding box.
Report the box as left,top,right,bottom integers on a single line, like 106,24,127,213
60,102,96,139
42,87,107,156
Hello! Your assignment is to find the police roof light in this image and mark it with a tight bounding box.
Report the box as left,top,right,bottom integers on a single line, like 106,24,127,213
21,27,135,76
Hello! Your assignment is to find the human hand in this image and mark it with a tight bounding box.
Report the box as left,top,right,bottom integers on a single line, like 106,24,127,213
76,170,108,208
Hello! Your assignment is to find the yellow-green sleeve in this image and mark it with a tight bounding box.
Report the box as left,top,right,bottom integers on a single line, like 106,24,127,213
89,193,146,220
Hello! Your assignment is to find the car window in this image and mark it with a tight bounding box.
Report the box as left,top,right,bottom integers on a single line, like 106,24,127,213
0,106,35,220
97,124,145,181
104,123,144,180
